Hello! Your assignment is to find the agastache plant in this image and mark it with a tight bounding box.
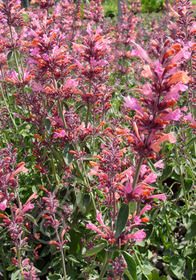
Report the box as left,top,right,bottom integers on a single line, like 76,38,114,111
85,29,191,279
0,0,195,279
112,0,139,77
39,185,71,280
73,25,112,127
0,145,39,279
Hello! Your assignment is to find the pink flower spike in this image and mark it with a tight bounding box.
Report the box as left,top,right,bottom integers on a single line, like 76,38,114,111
0,199,7,211
86,222,103,235
149,194,167,201
131,43,151,64
142,83,153,99
133,216,141,225
154,160,164,169
139,204,151,216
184,113,196,128
163,109,182,121
11,162,28,178
143,172,157,184
124,182,133,194
163,82,187,102
151,132,176,153
127,229,146,242
96,211,105,227
124,96,143,115
53,129,67,139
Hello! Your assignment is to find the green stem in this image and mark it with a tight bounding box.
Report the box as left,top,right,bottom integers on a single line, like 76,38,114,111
134,249,143,271
80,158,97,216
9,26,22,81
51,153,59,186
0,247,8,280
174,145,188,209
60,248,67,280
16,247,24,280
0,83,18,132
98,250,113,280
54,227,67,280
162,203,175,250
58,100,67,131
131,156,143,191
1,68,9,100
85,102,90,128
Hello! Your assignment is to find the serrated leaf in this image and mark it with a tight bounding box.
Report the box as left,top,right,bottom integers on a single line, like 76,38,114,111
122,251,137,280
84,243,107,257
115,203,129,239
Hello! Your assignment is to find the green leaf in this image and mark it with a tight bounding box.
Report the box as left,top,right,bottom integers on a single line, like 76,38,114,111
63,143,74,165
124,268,134,280
23,213,38,226
129,201,137,216
45,119,51,131
115,203,129,239
7,51,13,61
141,273,148,280
185,165,195,180
6,265,16,271
187,256,193,280
84,243,107,257
169,256,186,279
11,269,20,280
147,159,157,174
161,165,172,181
151,269,160,280
185,213,196,240
186,137,196,147
47,274,62,280
123,272,131,280
122,251,137,280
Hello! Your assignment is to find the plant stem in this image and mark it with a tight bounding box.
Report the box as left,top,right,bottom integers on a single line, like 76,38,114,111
55,227,67,280
9,26,22,81
51,153,59,186
0,83,18,132
16,247,24,280
162,203,175,250
60,248,67,280
98,250,113,280
58,99,67,131
132,156,143,191
174,144,188,209
0,247,8,280
85,102,90,128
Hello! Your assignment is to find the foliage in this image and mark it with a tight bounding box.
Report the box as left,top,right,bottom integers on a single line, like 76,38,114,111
0,0,195,280
141,0,165,12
